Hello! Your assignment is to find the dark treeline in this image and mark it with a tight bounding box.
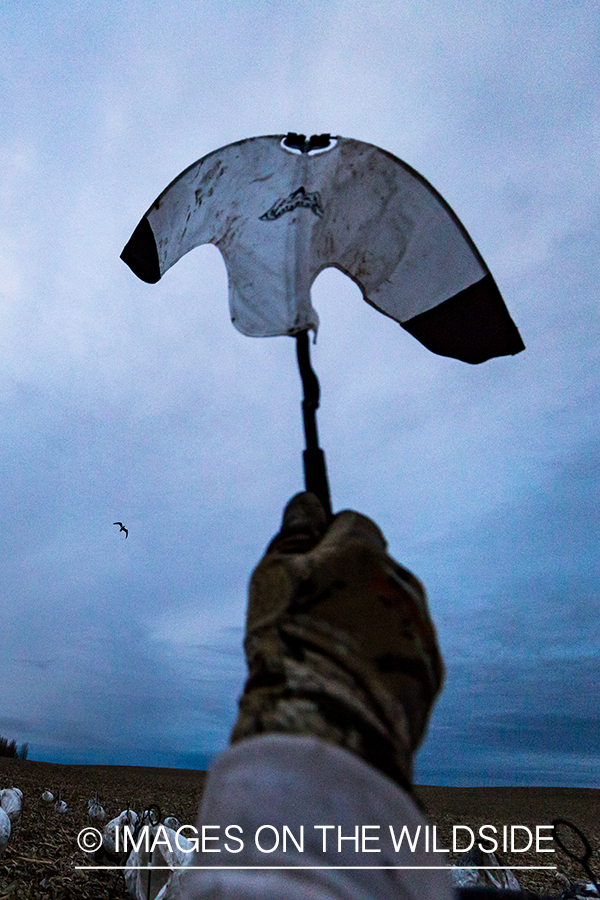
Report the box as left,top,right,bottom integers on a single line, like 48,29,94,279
0,735,28,759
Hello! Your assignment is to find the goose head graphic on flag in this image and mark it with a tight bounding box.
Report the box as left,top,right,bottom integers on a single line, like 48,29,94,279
122,133,524,514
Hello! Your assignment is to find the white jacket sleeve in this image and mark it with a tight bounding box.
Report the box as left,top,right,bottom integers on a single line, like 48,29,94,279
181,734,455,900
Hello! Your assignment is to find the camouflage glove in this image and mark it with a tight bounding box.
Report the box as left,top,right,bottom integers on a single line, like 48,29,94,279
230,492,444,792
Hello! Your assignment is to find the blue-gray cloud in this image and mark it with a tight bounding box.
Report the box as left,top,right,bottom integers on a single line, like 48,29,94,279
0,1,598,787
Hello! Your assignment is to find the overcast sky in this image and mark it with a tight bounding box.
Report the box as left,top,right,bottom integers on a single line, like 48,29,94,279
1,1,598,787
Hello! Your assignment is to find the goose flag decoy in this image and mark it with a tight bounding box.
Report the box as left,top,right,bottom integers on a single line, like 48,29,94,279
113,522,128,538
121,133,525,517
121,133,524,361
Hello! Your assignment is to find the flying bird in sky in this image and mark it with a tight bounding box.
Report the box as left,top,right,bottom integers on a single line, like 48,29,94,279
113,522,128,538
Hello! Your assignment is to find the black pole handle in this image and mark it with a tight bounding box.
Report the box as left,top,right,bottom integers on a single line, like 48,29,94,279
295,331,333,521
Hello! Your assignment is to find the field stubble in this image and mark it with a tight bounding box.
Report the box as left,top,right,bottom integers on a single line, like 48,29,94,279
1,758,598,898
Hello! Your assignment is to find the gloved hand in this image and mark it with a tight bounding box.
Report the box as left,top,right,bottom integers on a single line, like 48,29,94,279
230,492,444,791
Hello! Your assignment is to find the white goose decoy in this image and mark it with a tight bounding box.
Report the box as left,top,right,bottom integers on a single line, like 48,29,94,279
54,789,67,814
88,792,106,822
0,788,22,824
41,790,54,802
124,823,195,900
102,808,139,858
0,807,10,858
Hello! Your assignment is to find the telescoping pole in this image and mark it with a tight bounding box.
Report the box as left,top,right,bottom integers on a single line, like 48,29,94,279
295,330,333,521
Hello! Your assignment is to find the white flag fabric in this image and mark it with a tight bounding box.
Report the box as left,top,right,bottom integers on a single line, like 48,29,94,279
122,135,524,364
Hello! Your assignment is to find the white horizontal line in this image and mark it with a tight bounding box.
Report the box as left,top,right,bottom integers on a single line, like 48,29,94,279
75,865,558,871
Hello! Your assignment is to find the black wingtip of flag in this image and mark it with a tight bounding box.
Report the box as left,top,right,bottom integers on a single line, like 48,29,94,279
121,217,161,284
401,274,525,364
